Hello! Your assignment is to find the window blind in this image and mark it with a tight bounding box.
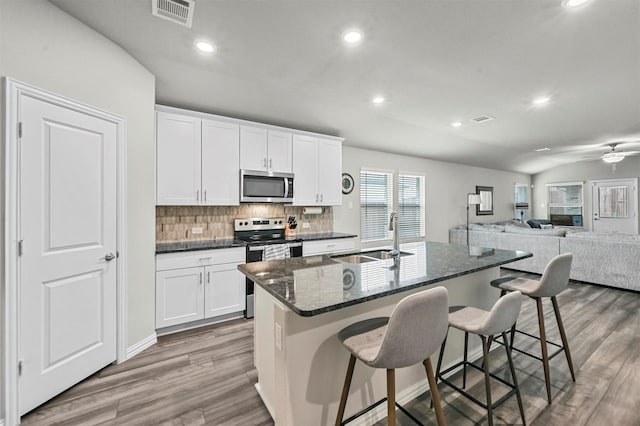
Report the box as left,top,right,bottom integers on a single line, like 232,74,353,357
398,174,425,238
360,170,393,242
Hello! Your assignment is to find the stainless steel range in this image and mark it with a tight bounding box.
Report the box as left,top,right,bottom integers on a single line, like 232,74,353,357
234,217,302,318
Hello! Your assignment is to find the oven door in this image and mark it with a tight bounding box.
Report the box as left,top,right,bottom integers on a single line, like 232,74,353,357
244,242,302,318
240,169,294,203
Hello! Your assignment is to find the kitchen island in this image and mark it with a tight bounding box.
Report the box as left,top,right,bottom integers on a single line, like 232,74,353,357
238,241,531,425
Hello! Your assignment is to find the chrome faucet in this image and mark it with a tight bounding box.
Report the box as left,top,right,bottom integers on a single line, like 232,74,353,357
388,211,400,257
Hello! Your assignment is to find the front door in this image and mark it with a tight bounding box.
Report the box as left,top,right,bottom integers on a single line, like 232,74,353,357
18,93,118,415
591,178,638,234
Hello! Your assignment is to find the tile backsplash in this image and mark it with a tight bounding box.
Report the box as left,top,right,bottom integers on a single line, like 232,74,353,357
156,205,333,242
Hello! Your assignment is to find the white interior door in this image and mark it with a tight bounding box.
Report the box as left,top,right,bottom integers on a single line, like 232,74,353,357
592,178,638,234
18,94,118,415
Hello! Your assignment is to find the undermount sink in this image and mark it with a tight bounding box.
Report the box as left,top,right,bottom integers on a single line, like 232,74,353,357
331,250,413,264
331,254,378,264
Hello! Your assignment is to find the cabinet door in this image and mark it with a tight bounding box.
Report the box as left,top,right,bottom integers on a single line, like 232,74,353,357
202,119,240,205
317,139,342,205
156,112,201,205
240,126,268,171
156,267,204,328
267,130,292,173
204,263,246,318
292,135,319,205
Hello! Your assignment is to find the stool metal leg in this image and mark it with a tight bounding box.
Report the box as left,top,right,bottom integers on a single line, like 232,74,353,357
463,332,469,389
335,354,356,426
481,336,494,426
424,358,447,426
551,296,576,382
535,298,552,404
387,369,396,426
502,331,526,426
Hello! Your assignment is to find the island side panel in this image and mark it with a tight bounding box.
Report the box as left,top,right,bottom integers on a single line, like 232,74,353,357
255,268,500,425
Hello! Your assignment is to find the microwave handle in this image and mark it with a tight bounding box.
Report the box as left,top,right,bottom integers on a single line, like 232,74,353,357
284,177,290,197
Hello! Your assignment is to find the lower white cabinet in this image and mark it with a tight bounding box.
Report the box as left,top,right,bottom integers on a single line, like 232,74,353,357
303,238,356,256
156,247,245,329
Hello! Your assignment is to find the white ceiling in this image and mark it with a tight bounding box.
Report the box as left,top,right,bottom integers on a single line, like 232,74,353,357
51,0,640,174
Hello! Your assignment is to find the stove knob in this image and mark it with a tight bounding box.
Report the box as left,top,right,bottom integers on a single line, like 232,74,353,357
244,221,248,226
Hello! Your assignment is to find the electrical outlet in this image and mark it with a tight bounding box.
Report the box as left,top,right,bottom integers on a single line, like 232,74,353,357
192,227,203,234
302,222,311,229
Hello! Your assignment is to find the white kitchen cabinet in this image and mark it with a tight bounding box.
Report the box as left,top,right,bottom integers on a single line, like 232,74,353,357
156,247,245,330
156,267,204,328
156,111,239,205
156,111,201,205
303,238,356,256
240,125,292,173
293,135,342,206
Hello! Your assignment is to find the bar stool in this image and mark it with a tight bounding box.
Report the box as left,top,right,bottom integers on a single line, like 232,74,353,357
335,286,449,426
490,253,576,404
436,291,526,426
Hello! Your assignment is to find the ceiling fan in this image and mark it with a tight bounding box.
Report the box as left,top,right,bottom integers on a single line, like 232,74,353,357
601,142,640,163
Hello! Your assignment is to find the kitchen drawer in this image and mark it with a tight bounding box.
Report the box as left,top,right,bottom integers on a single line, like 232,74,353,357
156,247,245,271
303,238,355,256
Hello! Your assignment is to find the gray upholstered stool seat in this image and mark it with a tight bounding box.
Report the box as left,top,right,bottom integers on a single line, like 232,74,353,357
335,287,449,426
490,252,576,404
437,291,526,426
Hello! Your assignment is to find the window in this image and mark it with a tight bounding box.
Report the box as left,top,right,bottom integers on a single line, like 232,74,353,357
360,170,426,242
547,182,583,227
398,173,425,238
360,170,393,242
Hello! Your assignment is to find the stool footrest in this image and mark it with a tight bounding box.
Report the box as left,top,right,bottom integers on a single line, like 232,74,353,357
495,329,566,362
340,397,427,426
438,360,517,410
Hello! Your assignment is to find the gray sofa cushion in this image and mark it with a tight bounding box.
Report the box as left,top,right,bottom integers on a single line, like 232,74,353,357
504,224,566,237
565,231,640,243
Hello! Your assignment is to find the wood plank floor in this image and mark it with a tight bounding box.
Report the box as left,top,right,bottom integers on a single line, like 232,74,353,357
22,271,640,425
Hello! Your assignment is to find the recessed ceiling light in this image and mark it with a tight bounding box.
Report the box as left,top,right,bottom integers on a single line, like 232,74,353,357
451,121,462,128
535,147,551,152
372,96,385,104
195,41,215,53
343,30,363,44
532,96,551,105
563,0,591,8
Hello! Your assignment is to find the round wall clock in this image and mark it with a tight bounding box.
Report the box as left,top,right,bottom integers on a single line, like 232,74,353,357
341,173,354,194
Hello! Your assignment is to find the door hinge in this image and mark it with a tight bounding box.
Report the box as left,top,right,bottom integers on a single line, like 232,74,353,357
18,122,23,138
18,240,23,256
18,360,23,376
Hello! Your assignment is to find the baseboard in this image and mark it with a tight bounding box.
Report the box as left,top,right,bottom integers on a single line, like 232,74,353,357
255,383,275,421
125,332,157,360
349,346,485,426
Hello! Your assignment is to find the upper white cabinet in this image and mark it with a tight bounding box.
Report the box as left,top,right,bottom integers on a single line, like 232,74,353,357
156,110,239,205
240,125,292,173
293,136,342,206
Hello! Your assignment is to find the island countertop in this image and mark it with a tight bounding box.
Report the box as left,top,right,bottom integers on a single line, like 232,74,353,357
238,241,532,317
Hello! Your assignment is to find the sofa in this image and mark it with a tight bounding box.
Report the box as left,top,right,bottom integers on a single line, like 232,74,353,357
449,222,640,292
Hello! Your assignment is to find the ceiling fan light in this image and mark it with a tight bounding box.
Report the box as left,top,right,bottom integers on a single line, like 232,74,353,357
602,153,624,163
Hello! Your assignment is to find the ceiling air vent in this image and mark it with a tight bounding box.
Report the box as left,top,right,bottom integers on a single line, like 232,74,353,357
471,115,495,123
152,0,195,28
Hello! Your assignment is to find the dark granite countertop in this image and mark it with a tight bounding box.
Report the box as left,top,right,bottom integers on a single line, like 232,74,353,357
156,238,246,254
238,241,532,317
156,233,357,254
294,232,357,241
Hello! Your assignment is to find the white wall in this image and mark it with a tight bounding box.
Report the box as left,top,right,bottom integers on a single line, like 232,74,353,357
334,146,531,247
0,0,156,419
532,157,640,231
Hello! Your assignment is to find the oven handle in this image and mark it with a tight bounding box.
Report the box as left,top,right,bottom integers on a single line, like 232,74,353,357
248,242,303,251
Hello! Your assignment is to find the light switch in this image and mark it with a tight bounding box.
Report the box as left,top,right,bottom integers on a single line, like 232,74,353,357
192,227,203,234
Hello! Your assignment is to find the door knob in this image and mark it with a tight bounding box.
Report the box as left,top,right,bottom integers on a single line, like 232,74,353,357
101,253,116,262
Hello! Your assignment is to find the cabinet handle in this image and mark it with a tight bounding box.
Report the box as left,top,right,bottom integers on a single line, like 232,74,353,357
198,257,212,262
263,158,267,168
204,190,207,202
315,194,319,202
199,273,203,285
196,190,200,202
207,271,211,283
320,194,323,202
269,158,272,169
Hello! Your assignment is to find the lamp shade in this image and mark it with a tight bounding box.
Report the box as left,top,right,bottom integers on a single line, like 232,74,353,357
468,193,482,205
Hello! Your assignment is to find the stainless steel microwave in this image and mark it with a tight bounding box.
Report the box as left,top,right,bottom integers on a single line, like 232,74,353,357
240,170,294,203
